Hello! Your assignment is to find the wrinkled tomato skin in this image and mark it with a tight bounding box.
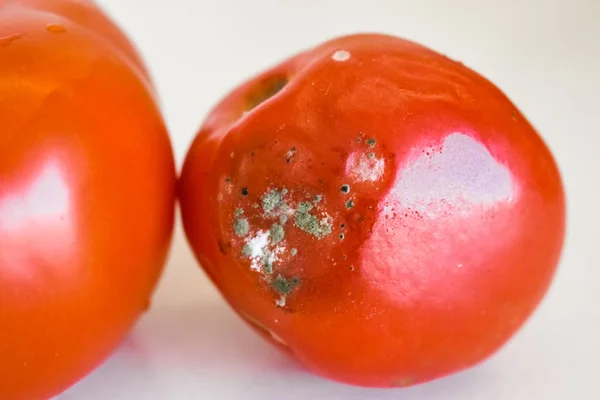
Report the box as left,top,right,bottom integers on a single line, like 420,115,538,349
0,1,176,399
179,33,565,388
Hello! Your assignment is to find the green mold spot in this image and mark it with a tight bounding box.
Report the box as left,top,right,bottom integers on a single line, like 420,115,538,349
367,152,375,159
345,200,355,209
263,259,274,274
365,138,376,148
271,274,300,295
313,194,323,204
270,223,285,243
242,243,252,257
262,189,285,214
279,214,288,224
291,248,298,256
235,208,244,217
294,201,332,239
233,218,249,237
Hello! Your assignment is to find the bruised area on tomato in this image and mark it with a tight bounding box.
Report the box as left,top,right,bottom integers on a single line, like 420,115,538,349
179,33,565,387
0,1,176,399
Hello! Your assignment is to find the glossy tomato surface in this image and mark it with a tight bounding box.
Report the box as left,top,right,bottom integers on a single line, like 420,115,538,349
179,33,565,388
0,1,176,399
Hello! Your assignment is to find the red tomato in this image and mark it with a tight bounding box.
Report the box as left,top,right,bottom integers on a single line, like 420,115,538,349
179,33,565,388
0,1,176,399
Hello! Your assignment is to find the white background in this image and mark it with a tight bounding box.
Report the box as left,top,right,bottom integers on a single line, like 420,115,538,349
57,0,599,399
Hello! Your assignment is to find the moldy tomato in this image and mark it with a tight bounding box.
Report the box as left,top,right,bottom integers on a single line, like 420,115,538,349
179,34,565,387
0,1,176,399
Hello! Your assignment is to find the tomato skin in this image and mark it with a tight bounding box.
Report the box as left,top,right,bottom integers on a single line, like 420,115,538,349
179,34,565,387
0,1,176,399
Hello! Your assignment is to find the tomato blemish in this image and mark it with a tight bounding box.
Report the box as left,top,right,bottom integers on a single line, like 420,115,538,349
269,223,285,243
272,275,301,307
233,208,250,237
293,201,333,239
285,147,296,163
332,50,351,62
261,188,287,216
241,229,283,274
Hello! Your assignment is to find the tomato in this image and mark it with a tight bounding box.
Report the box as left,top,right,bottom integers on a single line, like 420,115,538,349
0,1,176,398
179,33,565,388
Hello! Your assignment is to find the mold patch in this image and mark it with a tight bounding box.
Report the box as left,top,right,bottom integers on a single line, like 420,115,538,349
294,201,333,239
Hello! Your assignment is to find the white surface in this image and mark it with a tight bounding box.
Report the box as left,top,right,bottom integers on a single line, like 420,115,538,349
58,0,599,399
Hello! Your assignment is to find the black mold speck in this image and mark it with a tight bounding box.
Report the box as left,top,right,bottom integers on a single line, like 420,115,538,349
339,233,345,240
241,187,249,196
345,200,355,209
365,138,376,148
340,184,350,194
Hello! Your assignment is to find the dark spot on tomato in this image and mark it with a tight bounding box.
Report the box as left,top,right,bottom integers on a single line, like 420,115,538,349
346,200,355,209
340,184,350,194
217,239,228,255
245,74,288,111
271,274,300,295
241,187,249,196
285,147,296,163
